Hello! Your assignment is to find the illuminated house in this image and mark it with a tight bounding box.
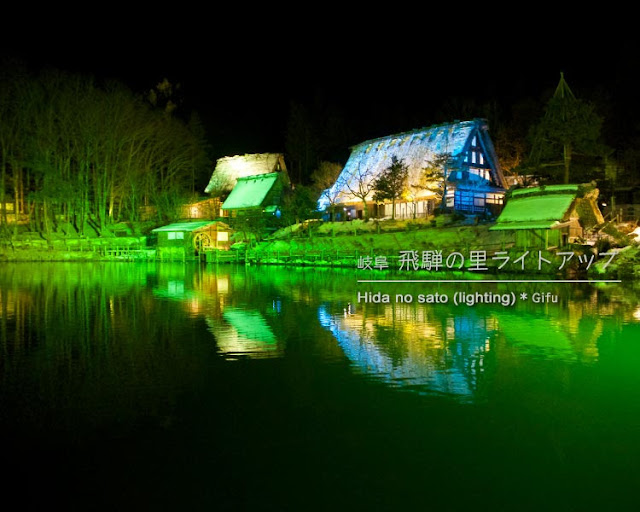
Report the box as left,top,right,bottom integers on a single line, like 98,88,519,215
490,184,604,248
204,153,290,219
178,197,221,220
221,172,288,218
0,197,16,223
151,220,232,260
318,119,506,219
205,153,289,196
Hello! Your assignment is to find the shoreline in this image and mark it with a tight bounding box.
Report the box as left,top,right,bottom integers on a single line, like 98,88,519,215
1,221,637,279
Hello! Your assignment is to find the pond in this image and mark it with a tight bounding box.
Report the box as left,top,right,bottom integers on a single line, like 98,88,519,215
1,262,640,510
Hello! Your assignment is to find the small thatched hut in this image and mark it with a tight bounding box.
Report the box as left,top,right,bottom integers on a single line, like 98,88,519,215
490,184,604,248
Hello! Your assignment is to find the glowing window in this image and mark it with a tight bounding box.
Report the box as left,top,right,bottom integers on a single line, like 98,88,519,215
168,232,184,240
217,232,228,242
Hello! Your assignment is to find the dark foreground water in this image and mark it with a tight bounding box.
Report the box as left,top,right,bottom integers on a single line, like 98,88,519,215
1,263,640,510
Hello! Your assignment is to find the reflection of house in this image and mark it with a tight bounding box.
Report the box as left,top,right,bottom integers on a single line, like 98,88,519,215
151,220,232,260
317,304,490,399
318,119,506,219
490,184,604,248
205,308,282,359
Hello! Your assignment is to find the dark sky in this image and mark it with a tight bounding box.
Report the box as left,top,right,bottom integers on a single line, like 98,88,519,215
2,25,637,161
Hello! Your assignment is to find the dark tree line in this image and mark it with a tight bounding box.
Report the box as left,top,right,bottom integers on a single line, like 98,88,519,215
0,63,210,239
283,73,638,203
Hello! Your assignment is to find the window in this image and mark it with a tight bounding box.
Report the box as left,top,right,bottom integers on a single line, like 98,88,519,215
168,232,184,240
455,191,473,211
486,194,504,205
217,232,228,242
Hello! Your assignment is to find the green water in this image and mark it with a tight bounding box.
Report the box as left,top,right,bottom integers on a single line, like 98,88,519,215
1,263,640,510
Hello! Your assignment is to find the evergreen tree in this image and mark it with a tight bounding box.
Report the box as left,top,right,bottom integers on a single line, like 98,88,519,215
528,73,607,184
422,153,453,211
373,156,408,220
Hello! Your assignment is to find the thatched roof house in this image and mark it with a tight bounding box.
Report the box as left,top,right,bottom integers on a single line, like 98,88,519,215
205,153,289,196
221,172,286,215
490,184,604,248
318,119,506,219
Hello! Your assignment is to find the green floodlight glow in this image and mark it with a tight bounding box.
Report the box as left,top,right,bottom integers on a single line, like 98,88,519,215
206,307,280,359
498,312,576,361
221,173,279,210
491,193,576,231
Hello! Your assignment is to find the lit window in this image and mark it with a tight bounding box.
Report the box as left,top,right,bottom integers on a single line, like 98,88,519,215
479,153,484,165
168,232,184,240
471,151,477,164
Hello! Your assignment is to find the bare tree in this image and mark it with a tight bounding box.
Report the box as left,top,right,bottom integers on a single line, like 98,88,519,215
312,161,343,221
344,163,376,220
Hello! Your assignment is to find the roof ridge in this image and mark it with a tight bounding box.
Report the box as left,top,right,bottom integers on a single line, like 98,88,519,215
235,172,279,181
350,118,485,149
216,152,282,162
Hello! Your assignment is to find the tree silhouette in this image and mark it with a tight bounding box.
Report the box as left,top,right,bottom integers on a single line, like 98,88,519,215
529,73,606,184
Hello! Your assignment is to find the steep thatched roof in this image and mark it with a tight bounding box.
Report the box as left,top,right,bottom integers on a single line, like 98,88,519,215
221,173,280,210
318,119,505,209
205,153,288,195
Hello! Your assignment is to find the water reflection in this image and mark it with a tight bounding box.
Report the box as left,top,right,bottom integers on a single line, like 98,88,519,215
318,303,492,400
2,263,640,403
313,278,640,400
149,265,284,359
3,263,640,510
206,308,281,359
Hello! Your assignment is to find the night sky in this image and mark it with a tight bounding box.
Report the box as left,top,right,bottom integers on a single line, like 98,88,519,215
2,26,637,164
